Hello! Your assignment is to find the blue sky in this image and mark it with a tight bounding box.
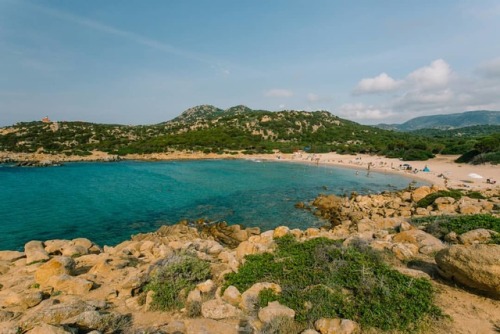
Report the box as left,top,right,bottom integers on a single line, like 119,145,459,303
1,0,499,126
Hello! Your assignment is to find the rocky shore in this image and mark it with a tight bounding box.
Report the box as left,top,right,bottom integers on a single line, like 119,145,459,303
0,186,499,333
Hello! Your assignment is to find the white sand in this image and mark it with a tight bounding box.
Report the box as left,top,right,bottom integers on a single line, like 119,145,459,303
246,152,499,192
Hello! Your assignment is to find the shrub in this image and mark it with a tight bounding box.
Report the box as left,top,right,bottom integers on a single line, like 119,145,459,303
224,235,442,331
411,214,500,242
416,190,463,208
144,252,211,311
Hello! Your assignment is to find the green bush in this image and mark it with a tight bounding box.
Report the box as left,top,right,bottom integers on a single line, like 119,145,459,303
224,235,441,331
416,190,463,208
144,252,211,311
411,214,500,243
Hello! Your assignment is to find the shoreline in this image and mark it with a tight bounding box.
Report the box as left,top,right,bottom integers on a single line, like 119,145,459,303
1,150,498,191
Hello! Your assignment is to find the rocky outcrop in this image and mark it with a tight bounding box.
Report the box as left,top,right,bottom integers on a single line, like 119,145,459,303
436,244,500,298
314,318,359,334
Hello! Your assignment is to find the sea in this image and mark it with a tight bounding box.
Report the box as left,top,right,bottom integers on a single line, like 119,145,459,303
0,159,425,251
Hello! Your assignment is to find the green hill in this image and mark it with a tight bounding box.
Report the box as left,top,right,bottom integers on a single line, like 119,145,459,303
0,105,497,162
377,110,500,131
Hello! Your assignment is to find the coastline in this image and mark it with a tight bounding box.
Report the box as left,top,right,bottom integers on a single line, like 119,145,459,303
1,150,498,191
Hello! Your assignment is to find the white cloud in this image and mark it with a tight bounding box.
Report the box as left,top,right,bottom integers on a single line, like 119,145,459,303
265,89,293,98
354,72,402,94
338,103,393,120
407,59,452,90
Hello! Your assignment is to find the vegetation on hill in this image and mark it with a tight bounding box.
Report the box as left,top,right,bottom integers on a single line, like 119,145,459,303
377,110,500,131
1,106,498,162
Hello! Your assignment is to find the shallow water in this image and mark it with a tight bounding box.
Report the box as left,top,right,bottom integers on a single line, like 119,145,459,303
0,160,424,250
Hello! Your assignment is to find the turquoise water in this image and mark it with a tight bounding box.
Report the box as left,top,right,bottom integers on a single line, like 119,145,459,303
0,160,423,250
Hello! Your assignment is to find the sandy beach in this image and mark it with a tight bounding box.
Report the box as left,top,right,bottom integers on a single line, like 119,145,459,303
247,152,499,192
1,150,498,191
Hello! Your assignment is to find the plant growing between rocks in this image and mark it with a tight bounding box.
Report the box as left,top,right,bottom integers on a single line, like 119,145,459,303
143,251,211,311
411,214,500,243
224,235,442,332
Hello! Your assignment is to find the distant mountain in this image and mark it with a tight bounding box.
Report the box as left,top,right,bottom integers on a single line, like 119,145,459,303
377,110,500,131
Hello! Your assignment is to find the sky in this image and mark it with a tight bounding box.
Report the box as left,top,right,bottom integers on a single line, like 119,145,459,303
1,0,500,126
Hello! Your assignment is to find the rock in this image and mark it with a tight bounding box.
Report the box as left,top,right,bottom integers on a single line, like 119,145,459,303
0,250,25,262
399,221,414,232
25,240,50,264
201,299,240,320
444,231,458,243
301,330,320,334
197,279,216,294
258,301,295,324
222,286,241,306
314,318,359,334
26,323,74,334
434,197,456,205
459,229,495,245
0,323,22,334
436,244,500,298
1,291,43,309
35,256,75,285
46,275,93,295
44,240,70,255
0,310,16,322
187,289,202,305
184,318,238,334
20,299,96,328
392,230,445,255
273,226,290,238
164,320,186,334
240,282,281,313
234,240,254,259
62,310,131,333
435,203,457,214
411,186,432,202
391,243,418,260
459,205,481,215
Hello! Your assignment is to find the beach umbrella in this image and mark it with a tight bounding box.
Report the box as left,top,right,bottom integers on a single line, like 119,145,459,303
468,173,483,179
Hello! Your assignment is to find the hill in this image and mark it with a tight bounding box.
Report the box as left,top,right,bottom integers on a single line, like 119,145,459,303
0,105,497,161
377,110,500,131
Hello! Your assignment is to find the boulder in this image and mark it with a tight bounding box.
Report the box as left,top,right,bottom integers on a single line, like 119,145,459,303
273,226,291,238
62,310,130,333
0,251,25,262
222,286,241,306
25,241,50,264
26,323,74,334
197,279,216,294
20,299,96,329
315,318,359,334
258,301,295,324
164,320,186,334
459,204,481,215
0,291,43,309
201,299,240,320
46,275,93,295
392,230,445,255
184,318,238,334
35,256,75,285
411,186,431,202
458,229,495,245
436,244,500,298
